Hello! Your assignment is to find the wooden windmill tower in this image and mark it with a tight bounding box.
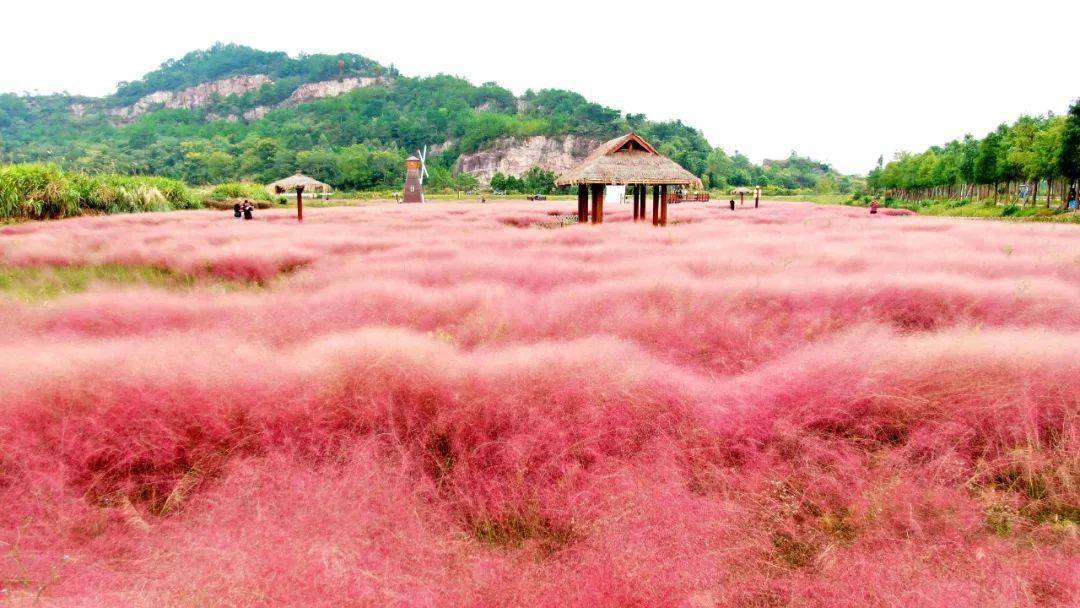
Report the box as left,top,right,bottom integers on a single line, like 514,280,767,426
402,146,428,203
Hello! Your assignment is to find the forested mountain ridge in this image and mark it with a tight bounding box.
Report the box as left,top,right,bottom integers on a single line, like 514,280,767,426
0,44,860,193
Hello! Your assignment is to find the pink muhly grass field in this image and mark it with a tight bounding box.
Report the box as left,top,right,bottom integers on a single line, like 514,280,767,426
1,201,1078,607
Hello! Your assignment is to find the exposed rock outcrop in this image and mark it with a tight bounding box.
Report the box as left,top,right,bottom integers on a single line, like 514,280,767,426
108,75,271,123
106,75,388,124
457,135,599,184
283,77,382,106
243,106,271,121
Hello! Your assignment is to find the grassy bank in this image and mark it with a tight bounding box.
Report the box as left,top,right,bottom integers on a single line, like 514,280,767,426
807,193,1080,223
0,164,202,221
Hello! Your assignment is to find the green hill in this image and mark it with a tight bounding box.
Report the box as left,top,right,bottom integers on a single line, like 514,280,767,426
0,43,859,194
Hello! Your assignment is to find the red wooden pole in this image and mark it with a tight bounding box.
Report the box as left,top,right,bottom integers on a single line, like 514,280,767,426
660,185,668,226
296,185,304,222
577,184,588,223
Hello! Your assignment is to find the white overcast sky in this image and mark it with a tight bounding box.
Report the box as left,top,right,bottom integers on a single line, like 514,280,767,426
3,0,1077,174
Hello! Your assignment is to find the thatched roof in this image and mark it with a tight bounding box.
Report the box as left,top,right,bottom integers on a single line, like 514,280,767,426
267,172,332,193
555,133,703,187
731,186,755,194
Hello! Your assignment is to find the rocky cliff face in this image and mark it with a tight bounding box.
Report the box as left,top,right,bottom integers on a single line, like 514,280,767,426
457,135,598,184
101,75,386,124
284,77,382,105
108,75,272,123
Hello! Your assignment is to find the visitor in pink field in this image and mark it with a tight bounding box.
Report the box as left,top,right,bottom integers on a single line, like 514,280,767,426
870,199,880,215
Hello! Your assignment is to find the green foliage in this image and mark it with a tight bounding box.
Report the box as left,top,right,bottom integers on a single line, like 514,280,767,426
871,105,1076,198
1060,100,1080,183
208,182,272,201
0,164,200,220
522,167,557,194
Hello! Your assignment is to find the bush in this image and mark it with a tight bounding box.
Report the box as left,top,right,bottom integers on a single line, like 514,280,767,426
208,182,273,202
1002,204,1021,217
0,164,201,220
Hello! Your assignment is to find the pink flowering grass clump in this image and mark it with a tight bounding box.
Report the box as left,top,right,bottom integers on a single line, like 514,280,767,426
1,201,1078,606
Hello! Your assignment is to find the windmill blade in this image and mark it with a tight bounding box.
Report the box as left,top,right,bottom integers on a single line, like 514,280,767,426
417,147,429,181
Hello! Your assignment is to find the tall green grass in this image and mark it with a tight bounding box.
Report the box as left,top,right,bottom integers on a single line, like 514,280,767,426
207,182,273,202
0,164,201,221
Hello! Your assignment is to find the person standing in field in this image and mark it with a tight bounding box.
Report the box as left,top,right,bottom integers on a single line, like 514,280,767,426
870,199,880,214
243,202,254,220
233,202,242,219
729,199,736,211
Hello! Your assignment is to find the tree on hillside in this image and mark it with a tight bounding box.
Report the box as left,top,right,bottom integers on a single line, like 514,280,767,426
1059,100,1080,201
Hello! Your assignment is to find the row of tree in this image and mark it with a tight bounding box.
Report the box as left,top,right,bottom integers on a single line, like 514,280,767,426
868,101,1080,205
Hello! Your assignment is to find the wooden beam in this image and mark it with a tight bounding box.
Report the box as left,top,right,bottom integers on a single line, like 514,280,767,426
577,184,588,223
634,184,641,220
296,185,305,222
660,185,668,226
596,184,605,224
590,184,602,224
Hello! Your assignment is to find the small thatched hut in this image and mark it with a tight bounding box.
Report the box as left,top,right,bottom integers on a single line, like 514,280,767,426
556,133,702,226
267,172,331,222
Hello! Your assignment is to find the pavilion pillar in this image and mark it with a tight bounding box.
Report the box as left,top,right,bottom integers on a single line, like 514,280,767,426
296,185,305,222
633,184,641,220
596,184,605,224
660,185,668,226
577,184,588,223
652,185,660,226
590,184,605,224
638,184,646,220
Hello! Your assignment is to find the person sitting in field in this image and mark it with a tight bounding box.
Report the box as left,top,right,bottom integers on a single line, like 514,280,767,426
729,199,736,211
870,199,880,214
243,202,254,220
233,202,242,219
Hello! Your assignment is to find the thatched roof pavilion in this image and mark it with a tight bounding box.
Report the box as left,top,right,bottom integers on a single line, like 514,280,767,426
555,133,702,226
267,172,331,223
267,172,331,195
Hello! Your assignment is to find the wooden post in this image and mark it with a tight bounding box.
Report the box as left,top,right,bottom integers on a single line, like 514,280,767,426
577,184,588,223
596,184,605,224
652,185,660,226
590,184,602,224
660,185,668,226
636,184,643,220
296,185,304,222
